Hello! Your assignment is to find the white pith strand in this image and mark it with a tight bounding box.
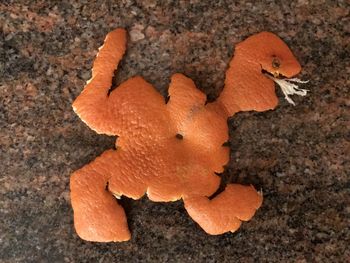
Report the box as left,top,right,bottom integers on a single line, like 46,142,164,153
270,76,309,105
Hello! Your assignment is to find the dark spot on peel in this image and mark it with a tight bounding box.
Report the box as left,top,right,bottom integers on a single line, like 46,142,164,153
176,133,183,140
222,141,230,147
272,57,281,69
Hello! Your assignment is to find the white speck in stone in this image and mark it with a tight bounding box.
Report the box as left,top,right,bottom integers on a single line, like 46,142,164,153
130,24,145,42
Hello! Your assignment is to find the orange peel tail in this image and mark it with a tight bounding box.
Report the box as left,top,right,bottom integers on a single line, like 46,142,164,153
184,184,263,235
72,28,127,135
92,28,127,81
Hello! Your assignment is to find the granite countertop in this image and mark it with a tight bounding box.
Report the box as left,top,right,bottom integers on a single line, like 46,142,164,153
1,1,349,262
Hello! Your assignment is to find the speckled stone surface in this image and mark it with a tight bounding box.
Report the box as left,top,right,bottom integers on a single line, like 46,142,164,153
1,1,349,262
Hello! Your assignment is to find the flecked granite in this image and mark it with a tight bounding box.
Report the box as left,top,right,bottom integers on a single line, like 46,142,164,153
1,1,349,262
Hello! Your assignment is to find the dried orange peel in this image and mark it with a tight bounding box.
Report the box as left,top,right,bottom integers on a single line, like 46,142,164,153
70,28,307,242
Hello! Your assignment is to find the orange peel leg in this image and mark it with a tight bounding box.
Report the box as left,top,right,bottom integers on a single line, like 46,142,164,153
184,184,263,235
70,150,131,242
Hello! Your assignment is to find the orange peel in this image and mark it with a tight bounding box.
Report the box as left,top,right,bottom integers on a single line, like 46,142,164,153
70,28,306,242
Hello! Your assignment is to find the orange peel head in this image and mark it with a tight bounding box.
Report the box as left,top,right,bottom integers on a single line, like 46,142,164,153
218,32,303,113
70,28,304,242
